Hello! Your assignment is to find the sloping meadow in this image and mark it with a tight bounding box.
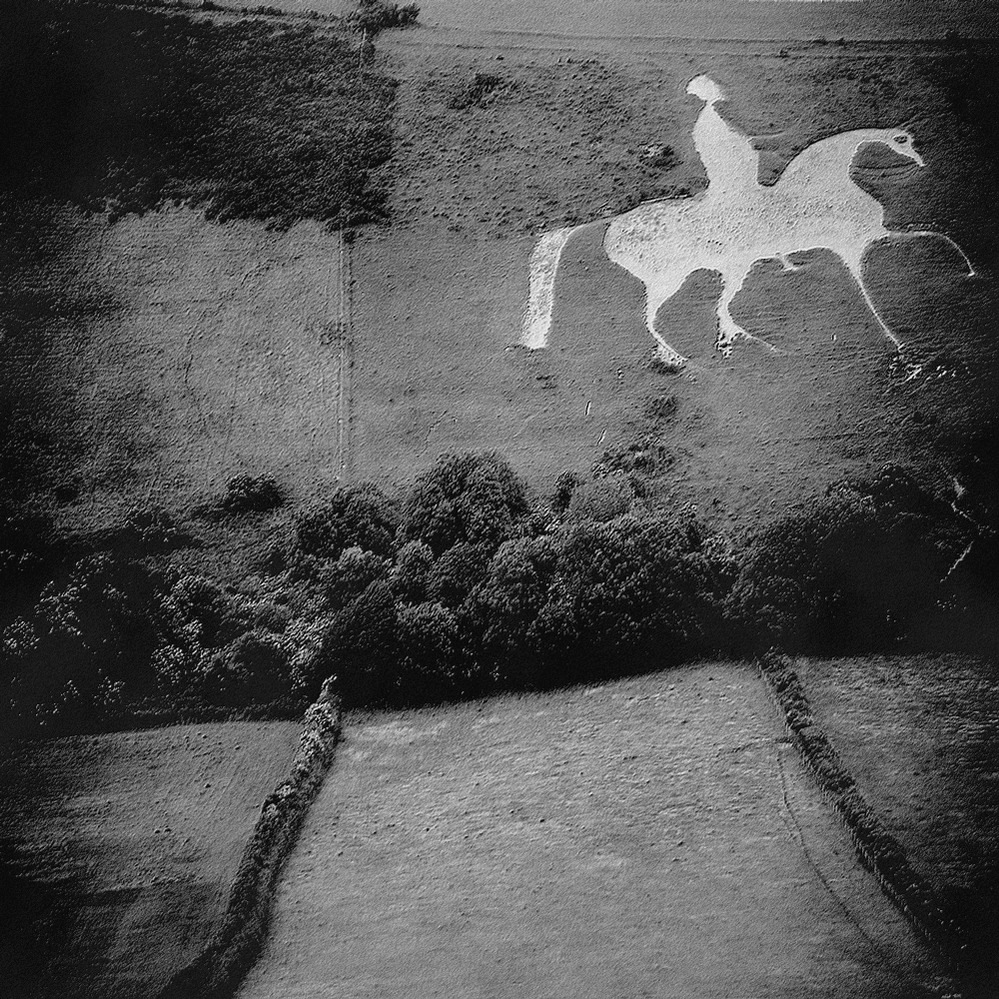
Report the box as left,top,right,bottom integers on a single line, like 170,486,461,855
0,0,395,511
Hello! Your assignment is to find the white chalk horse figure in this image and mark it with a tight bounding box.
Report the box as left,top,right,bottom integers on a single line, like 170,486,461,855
522,74,975,366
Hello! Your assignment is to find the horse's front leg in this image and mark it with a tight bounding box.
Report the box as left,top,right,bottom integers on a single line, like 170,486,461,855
882,229,977,277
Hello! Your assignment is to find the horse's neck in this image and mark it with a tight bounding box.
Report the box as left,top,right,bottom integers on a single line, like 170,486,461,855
783,130,885,185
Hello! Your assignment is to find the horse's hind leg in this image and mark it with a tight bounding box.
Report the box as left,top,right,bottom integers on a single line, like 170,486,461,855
522,226,578,349
715,265,783,355
643,270,690,367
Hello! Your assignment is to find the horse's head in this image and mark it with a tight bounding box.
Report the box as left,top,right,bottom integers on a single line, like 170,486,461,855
875,128,925,167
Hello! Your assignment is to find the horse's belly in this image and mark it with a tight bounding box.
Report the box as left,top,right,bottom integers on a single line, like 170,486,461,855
605,202,723,283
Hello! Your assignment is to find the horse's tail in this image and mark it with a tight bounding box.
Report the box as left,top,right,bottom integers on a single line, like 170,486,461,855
521,226,579,349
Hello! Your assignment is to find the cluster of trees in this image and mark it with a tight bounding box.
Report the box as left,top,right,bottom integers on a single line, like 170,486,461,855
1,1,397,228
2,449,997,737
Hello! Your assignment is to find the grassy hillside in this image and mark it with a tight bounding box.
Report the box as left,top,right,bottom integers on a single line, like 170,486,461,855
0,721,300,999
3,5,996,534
241,666,949,999
349,33,997,525
0,0,391,521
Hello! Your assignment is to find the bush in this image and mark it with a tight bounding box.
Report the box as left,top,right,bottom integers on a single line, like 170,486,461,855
401,452,529,555
206,630,292,706
158,573,251,651
592,436,670,479
643,393,677,424
295,484,398,561
319,545,390,608
396,601,463,702
221,474,284,514
461,536,558,685
729,468,973,652
390,539,433,604
449,72,508,110
566,476,633,523
426,542,492,608
351,0,419,33
3,553,168,728
550,471,582,515
318,580,398,705
90,504,191,559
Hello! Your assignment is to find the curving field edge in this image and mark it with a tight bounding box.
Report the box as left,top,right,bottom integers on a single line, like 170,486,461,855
756,652,965,974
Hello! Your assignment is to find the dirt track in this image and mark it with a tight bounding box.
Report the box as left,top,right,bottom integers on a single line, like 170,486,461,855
240,666,948,999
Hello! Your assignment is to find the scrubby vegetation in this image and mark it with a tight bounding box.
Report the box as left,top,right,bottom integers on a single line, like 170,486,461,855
349,0,420,35
4,445,998,741
1,1,396,228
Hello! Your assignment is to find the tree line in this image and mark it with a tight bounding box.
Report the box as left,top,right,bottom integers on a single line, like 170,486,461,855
2,448,997,738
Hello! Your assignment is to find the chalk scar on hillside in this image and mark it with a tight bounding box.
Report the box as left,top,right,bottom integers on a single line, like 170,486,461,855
522,74,976,368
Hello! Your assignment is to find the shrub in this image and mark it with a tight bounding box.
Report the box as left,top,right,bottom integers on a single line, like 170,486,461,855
351,0,419,33
642,393,677,424
401,452,529,555
1,3,397,228
567,476,633,523
592,436,670,479
158,573,250,650
729,468,972,652
91,504,191,558
221,474,284,514
426,542,492,608
551,471,582,515
3,553,168,726
319,545,390,608
449,72,508,110
461,535,558,685
535,511,726,672
252,602,292,633
390,539,434,604
318,580,398,705
396,601,462,702
294,483,398,560
206,630,291,706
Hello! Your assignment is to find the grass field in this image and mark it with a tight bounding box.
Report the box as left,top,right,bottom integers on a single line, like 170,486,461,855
796,655,999,990
239,665,950,999
10,207,350,532
0,721,300,999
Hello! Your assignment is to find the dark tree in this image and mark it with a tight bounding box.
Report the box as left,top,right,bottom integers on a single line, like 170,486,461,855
295,483,399,561
319,580,398,705
401,452,529,555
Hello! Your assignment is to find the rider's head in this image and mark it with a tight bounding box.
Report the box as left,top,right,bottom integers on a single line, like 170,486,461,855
686,75,726,105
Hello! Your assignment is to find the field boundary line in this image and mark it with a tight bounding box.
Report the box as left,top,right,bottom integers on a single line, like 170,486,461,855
336,229,354,481
755,652,966,981
154,680,343,999
771,736,920,985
